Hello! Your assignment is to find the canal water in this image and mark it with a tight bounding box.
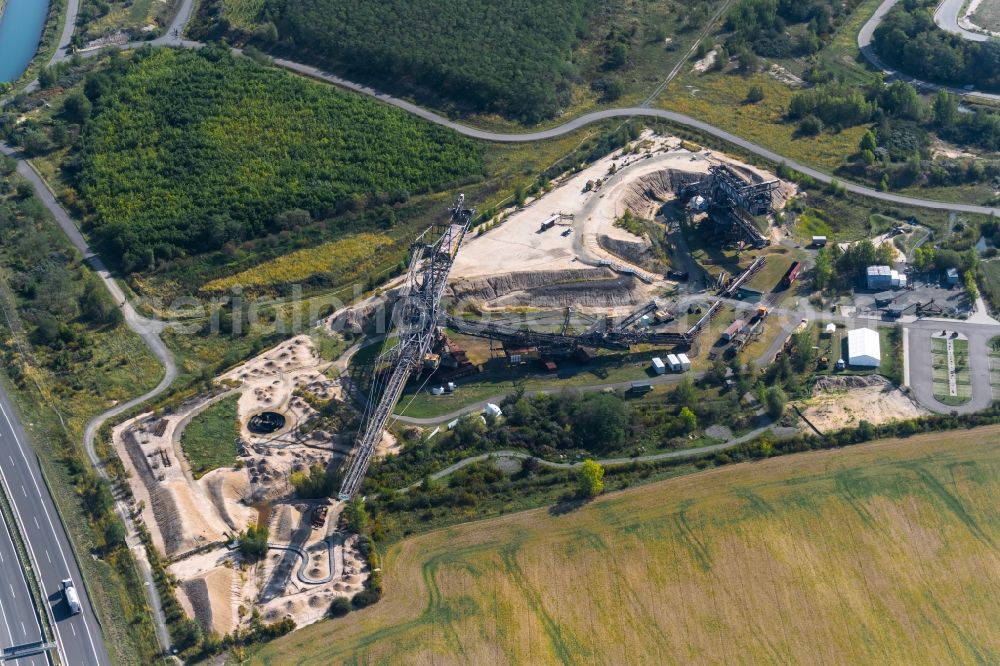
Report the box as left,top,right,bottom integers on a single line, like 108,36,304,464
0,0,50,82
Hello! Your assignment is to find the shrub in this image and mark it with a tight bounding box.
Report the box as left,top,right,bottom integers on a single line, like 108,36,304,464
352,589,381,608
329,597,352,617
798,115,823,136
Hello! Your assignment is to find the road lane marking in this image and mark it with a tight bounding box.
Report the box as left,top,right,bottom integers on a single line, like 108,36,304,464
9,583,14,597
70,624,76,636
21,621,26,635
20,485,26,497
0,400,106,666
45,550,50,563
33,516,39,530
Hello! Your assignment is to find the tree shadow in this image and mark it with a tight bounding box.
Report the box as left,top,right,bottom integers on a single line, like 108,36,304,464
548,495,590,516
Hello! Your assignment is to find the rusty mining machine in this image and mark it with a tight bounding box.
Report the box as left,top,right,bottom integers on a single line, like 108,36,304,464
685,164,777,249
338,195,474,500
339,196,769,498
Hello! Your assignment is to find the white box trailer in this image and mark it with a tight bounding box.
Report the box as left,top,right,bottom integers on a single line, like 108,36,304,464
666,354,682,372
651,357,666,375
63,579,82,615
676,353,691,371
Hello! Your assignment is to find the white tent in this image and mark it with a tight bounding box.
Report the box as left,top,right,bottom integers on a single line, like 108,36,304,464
847,328,881,367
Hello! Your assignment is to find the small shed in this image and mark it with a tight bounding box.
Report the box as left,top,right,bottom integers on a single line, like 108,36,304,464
812,236,827,247
652,357,666,375
824,323,837,335
629,381,652,395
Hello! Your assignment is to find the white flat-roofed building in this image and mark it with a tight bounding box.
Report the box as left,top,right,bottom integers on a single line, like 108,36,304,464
847,327,881,367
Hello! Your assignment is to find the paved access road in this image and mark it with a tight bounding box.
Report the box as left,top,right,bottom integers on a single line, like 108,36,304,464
935,0,991,42
0,389,107,665
858,0,1000,102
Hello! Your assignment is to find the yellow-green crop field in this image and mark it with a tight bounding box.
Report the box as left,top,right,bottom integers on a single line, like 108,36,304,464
202,233,395,292
254,426,1000,665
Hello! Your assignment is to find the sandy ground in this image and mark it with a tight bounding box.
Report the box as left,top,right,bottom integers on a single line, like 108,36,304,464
116,332,369,636
221,335,340,441
452,132,786,283
692,50,717,73
799,375,928,432
257,505,367,628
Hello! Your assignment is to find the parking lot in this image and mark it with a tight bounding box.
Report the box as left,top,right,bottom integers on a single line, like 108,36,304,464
852,271,971,319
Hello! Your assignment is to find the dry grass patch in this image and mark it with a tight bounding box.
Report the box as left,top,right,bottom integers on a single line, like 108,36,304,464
201,233,394,292
252,426,1000,665
662,72,865,171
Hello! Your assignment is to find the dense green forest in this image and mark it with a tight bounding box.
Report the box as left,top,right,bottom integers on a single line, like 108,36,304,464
65,47,482,272
724,0,863,59
873,0,1000,90
223,0,595,123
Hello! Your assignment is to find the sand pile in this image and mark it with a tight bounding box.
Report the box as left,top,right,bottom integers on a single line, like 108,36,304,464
115,413,236,557
801,375,928,432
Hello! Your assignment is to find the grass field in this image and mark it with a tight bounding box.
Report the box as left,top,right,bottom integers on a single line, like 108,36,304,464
252,426,1000,664
972,0,1000,32
179,394,240,478
661,71,866,171
815,0,884,84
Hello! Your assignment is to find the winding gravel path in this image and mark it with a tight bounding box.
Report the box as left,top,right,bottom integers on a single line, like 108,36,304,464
396,422,799,492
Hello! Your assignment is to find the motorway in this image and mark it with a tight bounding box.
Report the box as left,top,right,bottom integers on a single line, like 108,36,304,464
0,387,107,665
0,491,46,666
0,0,125,662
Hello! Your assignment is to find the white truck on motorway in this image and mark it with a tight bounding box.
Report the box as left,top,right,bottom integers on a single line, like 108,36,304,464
62,578,81,615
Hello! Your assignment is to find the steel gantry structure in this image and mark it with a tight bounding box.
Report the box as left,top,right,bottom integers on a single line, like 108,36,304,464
338,195,474,500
